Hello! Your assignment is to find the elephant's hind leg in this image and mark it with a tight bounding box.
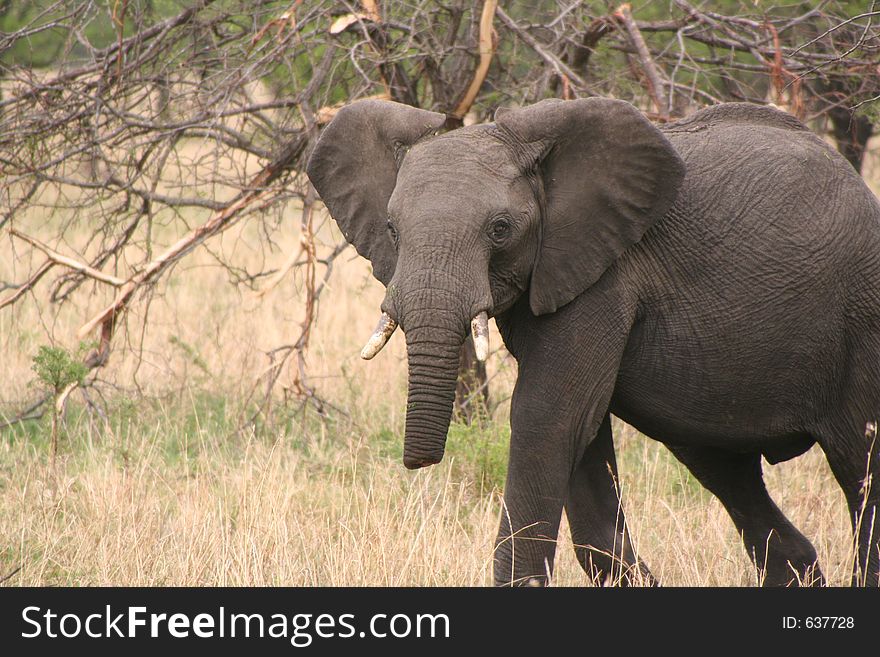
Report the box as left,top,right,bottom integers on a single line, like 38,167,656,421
814,419,880,587
667,444,823,586
565,415,655,586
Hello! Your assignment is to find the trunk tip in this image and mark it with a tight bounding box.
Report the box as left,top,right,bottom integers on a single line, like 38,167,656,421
403,451,444,470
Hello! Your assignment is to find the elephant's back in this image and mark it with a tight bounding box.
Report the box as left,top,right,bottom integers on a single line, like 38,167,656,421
662,102,810,136
610,105,880,442
652,103,880,300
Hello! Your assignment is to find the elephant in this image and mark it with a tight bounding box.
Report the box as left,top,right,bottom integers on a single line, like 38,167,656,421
306,97,880,587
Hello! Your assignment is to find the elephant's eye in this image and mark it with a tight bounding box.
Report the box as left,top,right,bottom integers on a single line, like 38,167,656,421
488,217,511,243
387,220,399,248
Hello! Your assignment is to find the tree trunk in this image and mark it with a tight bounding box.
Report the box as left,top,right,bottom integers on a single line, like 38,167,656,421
827,105,873,175
455,335,488,424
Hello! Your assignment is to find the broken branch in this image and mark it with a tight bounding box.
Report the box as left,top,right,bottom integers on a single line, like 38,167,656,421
0,261,54,310
615,4,670,118
451,0,498,119
77,133,308,342
9,229,126,287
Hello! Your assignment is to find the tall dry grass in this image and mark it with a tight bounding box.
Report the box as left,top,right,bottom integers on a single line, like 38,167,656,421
0,408,853,586
2,133,875,587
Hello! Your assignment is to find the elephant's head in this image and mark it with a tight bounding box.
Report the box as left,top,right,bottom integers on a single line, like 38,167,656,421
306,98,684,469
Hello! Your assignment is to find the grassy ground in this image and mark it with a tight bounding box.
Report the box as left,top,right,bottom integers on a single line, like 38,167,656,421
0,393,853,586
2,132,873,586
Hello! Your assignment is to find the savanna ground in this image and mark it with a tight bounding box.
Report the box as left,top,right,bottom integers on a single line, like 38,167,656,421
3,135,879,587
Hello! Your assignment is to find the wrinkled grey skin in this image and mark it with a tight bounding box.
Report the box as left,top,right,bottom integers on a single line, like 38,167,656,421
307,98,880,587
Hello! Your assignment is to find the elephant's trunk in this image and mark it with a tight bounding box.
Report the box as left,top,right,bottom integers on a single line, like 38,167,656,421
379,251,491,469
401,320,463,469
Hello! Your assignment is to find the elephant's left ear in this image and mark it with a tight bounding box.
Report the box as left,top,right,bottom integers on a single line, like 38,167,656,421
496,98,685,315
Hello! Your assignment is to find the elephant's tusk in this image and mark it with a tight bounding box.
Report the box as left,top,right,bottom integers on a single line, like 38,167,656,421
361,312,398,360
471,311,489,362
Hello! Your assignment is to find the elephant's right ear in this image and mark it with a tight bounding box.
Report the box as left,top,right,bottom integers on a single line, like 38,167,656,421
306,100,446,285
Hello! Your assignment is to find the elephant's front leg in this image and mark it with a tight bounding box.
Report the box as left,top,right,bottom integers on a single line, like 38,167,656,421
494,331,629,585
493,407,574,587
495,397,624,586
493,285,636,586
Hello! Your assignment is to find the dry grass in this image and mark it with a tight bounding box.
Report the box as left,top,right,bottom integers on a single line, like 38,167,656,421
1,419,499,586
2,135,876,587
0,409,853,586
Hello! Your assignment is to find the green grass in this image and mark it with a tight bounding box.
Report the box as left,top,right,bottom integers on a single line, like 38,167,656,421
445,421,510,494
369,415,510,494
0,388,854,586
1,389,512,497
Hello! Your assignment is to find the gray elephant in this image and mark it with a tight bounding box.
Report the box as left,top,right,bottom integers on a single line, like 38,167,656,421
306,97,880,587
